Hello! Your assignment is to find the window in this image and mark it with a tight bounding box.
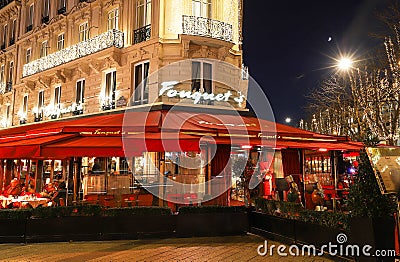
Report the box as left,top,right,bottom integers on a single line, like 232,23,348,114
8,61,13,84
54,86,61,108
37,90,44,119
5,104,10,126
22,95,28,116
103,71,116,109
136,0,151,28
0,65,4,83
107,9,119,30
58,0,66,14
191,61,212,93
40,41,48,58
27,4,34,28
3,24,7,46
133,62,149,105
79,22,89,42
76,79,85,105
57,33,64,50
43,0,50,18
26,48,31,63
10,20,16,43
192,0,211,18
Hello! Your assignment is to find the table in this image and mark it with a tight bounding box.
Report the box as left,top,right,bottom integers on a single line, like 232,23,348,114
0,196,48,208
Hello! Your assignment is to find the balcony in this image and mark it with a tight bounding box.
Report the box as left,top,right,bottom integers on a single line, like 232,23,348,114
42,16,49,24
182,15,233,42
5,82,12,93
26,24,32,33
23,29,124,77
57,6,66,14
133,25,151,44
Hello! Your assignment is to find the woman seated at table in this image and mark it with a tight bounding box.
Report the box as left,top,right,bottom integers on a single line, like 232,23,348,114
4,179,22,197
40,182,58,206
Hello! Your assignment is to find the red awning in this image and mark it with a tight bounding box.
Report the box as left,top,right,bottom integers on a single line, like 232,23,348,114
0,134,75,158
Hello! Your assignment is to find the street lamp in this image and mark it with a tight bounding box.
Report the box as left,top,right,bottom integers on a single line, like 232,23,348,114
337,57,353,71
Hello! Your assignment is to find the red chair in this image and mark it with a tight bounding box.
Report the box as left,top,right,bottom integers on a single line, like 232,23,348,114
99,195,116,207
82,194,99,205
137,194,153,206
121,194,136,207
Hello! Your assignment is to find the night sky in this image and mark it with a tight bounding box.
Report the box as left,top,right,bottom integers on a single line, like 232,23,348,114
242,0,384,124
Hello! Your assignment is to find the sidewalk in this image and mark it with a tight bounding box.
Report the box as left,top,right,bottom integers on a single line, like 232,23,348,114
0,234,346,261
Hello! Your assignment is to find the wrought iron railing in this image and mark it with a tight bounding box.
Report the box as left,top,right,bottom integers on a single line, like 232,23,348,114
42,16,49,24
23,29,124,77
133,25,151,44
182,15,233,42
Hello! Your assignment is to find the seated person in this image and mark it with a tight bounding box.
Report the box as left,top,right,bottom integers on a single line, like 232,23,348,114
5,179,22,197
41,182,58,204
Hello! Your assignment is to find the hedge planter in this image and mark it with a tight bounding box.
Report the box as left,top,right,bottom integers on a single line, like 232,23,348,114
295,220,345,247
250,212,296,242
25,216,102,242
349,216,395,262
0,219,27,243
176,206,248,237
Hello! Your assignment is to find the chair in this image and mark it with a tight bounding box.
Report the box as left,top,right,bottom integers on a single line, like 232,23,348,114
183,193,198,206
137,194,153,206
121,194,136,207
82,194,99,205
99,195,116,207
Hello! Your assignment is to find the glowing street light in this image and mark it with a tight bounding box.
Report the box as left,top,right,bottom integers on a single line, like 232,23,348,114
337,57,353,71
285,117,292,124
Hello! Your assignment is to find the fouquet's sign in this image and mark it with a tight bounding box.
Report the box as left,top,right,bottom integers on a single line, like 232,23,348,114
159,81,245,106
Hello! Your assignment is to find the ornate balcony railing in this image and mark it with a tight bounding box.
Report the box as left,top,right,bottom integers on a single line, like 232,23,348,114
182,15,233,42
42,16,49,24
23,29,124,77
133,25,151,44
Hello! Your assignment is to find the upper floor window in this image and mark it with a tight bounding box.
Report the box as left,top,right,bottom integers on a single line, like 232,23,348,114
10,20,16,44
192,0,211,18
133,61,149,105
5,104,10,126
26,48,31,63
79,22,89,42
58,0,66,14
54,86,61,108
103,71,116,110
0,65,4,83
2,24,7,47
40,41,48,58
76,79,85,105
57,33,65,50
27,4,34,29
42,0,50,22
108,9,119,30
37,90,45,119
191,61,212,95
136,0,151,28
22,95,28,117
8,61,13,84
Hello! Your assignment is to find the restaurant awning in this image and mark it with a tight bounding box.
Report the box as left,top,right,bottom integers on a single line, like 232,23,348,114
0,109,363,159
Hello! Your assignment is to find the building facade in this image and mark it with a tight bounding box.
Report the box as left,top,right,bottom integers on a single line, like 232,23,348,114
0,0,246,127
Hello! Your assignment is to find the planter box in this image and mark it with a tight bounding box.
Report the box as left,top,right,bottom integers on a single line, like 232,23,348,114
0,219,26,243
295,220,346,247
350,216,395,262
100,215,176,240
177,212,248,237
250,212,296,241
25,217,102,242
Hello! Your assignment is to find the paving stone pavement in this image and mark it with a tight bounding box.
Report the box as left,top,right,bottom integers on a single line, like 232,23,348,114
0,234,350,262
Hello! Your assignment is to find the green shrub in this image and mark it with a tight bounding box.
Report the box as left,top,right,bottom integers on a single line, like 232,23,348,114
31,205,102,218
104,207,172,217
178,205,246,214
0,209,31,220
